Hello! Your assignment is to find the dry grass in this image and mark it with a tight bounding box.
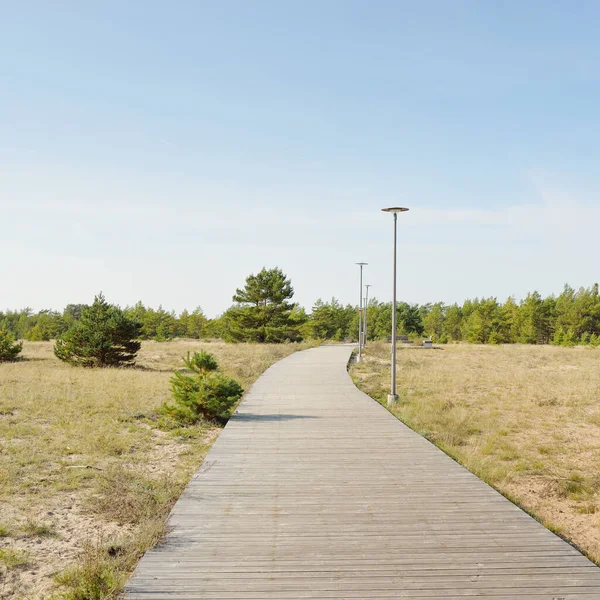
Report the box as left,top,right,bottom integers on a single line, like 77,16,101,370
0,339,312,599
351,342,600,563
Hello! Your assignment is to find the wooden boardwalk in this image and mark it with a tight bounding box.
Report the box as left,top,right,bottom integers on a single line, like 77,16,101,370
125,345,600,598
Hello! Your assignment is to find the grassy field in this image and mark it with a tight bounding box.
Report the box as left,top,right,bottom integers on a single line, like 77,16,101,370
350,342,600,564
0,340,313,599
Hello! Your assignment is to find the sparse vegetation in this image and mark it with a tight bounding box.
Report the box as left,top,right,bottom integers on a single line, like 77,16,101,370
351,342,600,564
53,539,123,600
0,339,313,599
92,466,179,525
21,518,58,538
0,548,30,568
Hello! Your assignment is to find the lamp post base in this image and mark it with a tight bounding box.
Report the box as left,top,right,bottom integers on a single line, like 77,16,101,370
387,394,398,406
356,354,363,363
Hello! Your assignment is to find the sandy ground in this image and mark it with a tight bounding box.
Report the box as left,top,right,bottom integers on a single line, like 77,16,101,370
1,494,134,599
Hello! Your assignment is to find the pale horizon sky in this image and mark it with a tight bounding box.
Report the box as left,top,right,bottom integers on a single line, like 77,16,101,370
2,1,599,317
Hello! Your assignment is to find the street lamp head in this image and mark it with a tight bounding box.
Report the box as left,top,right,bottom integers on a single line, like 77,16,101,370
355,262,368,266
381,207,409,213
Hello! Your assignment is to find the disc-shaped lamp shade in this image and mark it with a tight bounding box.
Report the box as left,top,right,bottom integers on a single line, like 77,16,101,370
381,207,409,213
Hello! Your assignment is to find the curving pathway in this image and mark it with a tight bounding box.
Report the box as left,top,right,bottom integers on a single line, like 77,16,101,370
125,345,600,598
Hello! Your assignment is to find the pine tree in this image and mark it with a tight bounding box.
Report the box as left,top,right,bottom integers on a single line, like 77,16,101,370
224,267,304,342
463,311,485,343
304,298,349,340
187,307,208,339
443,304,463,342
162,351,243,423
0,329,22,362
423,303,445,342
500,297,520,343
518,292,554,344
397,303,425,336
54,293,141,367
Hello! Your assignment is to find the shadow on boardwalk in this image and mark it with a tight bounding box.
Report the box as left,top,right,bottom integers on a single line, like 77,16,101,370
232,413,320,422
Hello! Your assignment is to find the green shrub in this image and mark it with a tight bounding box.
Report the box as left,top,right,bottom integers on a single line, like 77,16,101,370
0,329,22,362
161,351,243,424
183,349,218,374
26,323,48,341
54,293,141,367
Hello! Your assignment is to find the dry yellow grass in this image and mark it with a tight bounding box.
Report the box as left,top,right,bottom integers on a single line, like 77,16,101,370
0,340,313,599
351,342,600,564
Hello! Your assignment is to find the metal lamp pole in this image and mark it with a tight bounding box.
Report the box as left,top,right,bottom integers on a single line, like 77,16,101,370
355,262,368,361
363,297,367,343
364,284,371,348
381,207,409,404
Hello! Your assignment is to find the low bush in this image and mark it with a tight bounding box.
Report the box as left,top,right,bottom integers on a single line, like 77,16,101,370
161,351,243,424
0,329,22,362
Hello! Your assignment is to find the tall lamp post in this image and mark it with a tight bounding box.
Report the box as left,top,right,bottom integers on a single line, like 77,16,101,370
364,284,371,348
381,207,409,404
355,262,368,361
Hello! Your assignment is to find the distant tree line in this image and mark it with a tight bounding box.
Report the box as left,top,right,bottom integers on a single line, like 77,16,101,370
2,280,600,348
0,303,217,342
306,284,600,347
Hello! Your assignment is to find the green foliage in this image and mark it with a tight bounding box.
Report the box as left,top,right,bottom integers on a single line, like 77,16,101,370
123,302,178,341
54,293,141,367
0,329,22,362
183,349,218,374
178,306,208,339
423,303,445,342
459,298,505,343
403,285,600,346
518,292,554,344
1,301,222,345
370,301,424,340
299,283,600,347
4,281,600,348
302,298,356,340
22,310,61,340
162,351,243,424
224,267,305,342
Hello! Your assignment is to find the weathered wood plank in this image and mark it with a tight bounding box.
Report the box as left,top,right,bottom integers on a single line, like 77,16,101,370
124,346,600,598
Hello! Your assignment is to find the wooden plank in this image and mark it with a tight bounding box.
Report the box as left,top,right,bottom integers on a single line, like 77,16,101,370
124,346,600,598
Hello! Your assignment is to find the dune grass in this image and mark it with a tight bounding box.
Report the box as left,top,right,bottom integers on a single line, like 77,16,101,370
350,341,600,564
0,339,313,599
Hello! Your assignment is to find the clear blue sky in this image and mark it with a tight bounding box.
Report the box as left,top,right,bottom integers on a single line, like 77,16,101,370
2,1,599,317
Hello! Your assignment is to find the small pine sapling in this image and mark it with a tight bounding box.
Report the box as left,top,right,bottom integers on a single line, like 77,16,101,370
0,330,23,362
162,351,243,424
183,350,218,375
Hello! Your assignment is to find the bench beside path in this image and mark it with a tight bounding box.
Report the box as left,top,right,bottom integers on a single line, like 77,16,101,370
125,345,600,599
